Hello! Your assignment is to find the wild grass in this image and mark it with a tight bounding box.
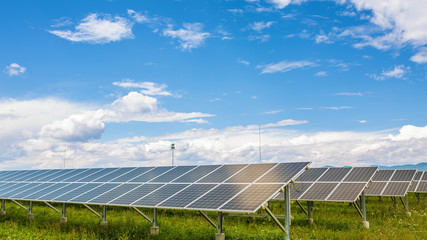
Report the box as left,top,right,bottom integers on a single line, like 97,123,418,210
0,194,425,239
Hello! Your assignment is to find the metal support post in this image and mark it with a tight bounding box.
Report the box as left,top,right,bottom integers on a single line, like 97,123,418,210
284,185,291,240
264,205,287,234
352,202,363,218
361,190,369,228
295,200,308,216
415,193,420,203
27,201,34,219
83,204,102,218
0,199,5,215
100,205,108,226
405,194,411,216
215,211,225,240
199,211,218,229
60,203,67,223
150,208,159,235
307,201,313,224
132,207,152,223
392,196,397,207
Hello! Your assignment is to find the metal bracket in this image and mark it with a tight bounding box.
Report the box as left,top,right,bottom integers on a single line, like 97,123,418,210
11,199,29,211
132,207,152,223
43,202,62,214
199,210,218,229
352,202,363,218
263,205,288,235
83,204,102,218
399,197,406,209
295,200,308,216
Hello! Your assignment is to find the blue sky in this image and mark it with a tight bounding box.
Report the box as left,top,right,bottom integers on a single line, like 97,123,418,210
1,0,427,169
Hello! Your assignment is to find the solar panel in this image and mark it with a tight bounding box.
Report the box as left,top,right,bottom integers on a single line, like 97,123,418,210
158,184,217,208
422,171,427,180
365,169,417,197
417,181,427,192
408,171,427,193
274,166,377,202
0,162,309,213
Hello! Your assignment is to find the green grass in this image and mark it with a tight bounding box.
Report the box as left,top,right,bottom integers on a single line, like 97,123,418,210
0,194,425,239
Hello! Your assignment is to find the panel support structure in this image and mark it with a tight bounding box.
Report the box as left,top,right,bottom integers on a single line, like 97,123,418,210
307,201,313,224
199,210,218,229
404,194,411,216
82,204,102,218
215,211,225,240
150,208,159,236
27,201,34,220
284,185,291,240
132,207,152,223
60,203,67,223
11,199,28,211
361,190,369,228
264,205,288,235
352,202,363,218
43,201,62,214
0,199,5,215
295,200,308,216
101,205,108,226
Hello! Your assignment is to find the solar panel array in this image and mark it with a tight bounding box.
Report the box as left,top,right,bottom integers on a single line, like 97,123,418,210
0,162,309,213
407,171,427,193
365,169,417,197
274,167,378,202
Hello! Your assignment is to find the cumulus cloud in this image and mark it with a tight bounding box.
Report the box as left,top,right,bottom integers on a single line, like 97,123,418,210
49,13,134,44
113,79,173,96
369,65,409,80
344,0,427,50
4,63,26,76
163,23,210,50
257,60,315,74
127,9,150,23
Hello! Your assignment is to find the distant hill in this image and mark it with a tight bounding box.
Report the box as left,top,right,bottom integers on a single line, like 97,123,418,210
376,162,427,171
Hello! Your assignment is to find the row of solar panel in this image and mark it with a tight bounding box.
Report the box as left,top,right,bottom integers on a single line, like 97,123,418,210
275,167,378,202
408,171,427,193
365,170,418,197
0,162,309,184
0,162,310,212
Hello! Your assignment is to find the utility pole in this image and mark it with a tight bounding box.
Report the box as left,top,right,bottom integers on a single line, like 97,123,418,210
171,143,175,166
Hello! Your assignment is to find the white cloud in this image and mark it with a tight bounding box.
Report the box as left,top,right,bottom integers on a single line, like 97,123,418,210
314,71,327,77
321,106,353,110
237,58,250,66
370,65,409,80
345,0,427,50
250,21,275,32
410,48,427,64
267,0,292,9
127,9,150,23
113,79,173,96
163,23,210,50
51,17,73,28
248,34,271,42
359,120,367,123
262,109,283,115
257,60,315,74
4,63,26,76
315,33,333,44
49,13,134,44
335,92,363,96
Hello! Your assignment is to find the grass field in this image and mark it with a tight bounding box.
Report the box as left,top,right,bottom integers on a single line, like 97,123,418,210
0,194,425,239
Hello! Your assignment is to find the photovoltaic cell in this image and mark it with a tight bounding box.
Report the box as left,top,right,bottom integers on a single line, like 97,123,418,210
413,172,422,180
150,166,195,183
327,183,366,201
38,183,84,201
77,168,117,182
417,182,427,192
93,168,136,182
109,184,163,205
61,169,102,182
343,167,378,182
158,184,217,208
88,184,140,204
318,168,351,182
299,183,338,201
49,169,86,182
390,170,417,181
220,184,283,211
70,183,120,203
295,168,327,182
225,163,276,183
188,184,248,210
381,182,409,196
173,165,221,183
372,170,393,181
421,172,427,181
290,183,314,199
37,169,74,182
3,171,31,181
197,164,247,183
132,184,189,206
0,183,32,198
14,170,46,181
22,183,61,200
256,162,309,183
8,183,43,199
407,181,417,192
110,167,154,182
27,169,61,182
129,167,174,183
53,183,102,202
365,182,388,196
0,171,18,181
0,183,26,196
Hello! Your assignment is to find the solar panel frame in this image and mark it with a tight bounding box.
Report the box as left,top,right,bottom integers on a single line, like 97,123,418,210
365,169,417,196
